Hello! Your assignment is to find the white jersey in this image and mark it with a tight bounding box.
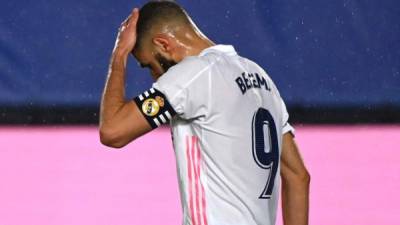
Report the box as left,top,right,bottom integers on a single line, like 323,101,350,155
153,45,294,225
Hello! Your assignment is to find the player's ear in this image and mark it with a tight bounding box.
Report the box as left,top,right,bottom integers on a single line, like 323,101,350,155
152,34,175,53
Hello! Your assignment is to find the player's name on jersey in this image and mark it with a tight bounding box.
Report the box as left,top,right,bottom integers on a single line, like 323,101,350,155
235,72,271,94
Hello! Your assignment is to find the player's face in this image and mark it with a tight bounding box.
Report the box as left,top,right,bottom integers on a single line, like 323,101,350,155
133,47,177,80
155,53,177,73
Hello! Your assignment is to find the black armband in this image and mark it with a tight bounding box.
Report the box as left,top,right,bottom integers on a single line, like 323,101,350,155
133,88,177,129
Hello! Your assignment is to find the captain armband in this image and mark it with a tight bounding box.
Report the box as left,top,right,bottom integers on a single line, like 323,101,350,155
133,88,177,129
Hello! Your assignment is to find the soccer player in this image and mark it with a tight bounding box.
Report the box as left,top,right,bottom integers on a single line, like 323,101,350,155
99,1,310,225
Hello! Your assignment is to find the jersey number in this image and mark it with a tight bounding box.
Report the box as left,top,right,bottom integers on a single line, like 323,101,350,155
252,108,279,199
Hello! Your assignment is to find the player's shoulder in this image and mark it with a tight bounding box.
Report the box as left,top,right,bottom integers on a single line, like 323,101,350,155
152,54,213,117
157,44,239,85
155,55,210,88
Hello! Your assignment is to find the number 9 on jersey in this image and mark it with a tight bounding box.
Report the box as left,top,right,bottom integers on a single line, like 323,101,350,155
252,108,279,199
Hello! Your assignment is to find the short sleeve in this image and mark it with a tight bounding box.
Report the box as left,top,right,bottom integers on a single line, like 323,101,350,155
152,57,211,120
281,98,295,135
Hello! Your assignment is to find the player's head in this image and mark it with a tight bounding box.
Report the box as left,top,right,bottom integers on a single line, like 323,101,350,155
133,0,213,80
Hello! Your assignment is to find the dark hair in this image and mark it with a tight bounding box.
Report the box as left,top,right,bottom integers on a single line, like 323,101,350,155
135,0,191,51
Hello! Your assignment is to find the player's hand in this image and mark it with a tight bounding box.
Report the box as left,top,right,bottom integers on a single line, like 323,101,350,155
113,8,139,56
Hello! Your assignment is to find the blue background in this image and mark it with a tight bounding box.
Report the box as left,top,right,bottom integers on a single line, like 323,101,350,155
1,0,399,108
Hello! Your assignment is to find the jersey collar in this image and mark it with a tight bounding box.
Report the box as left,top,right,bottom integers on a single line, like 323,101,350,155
199,44,237,57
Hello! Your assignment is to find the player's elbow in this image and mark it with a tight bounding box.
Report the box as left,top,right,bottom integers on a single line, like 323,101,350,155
99,126,128,149
298,169,311,185
283,167,311,186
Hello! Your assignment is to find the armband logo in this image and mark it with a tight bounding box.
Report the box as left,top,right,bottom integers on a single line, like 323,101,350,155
142,98,160,116
134,88,177,129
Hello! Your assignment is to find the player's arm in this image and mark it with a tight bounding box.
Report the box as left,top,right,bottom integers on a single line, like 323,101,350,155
99,8,152,148
280,132,310,225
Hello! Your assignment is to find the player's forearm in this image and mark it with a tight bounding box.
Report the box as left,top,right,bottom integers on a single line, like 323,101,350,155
100,50,129,128
281,175,310,225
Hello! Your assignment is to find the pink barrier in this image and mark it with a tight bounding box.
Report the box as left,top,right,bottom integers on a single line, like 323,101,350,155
0,125,399,225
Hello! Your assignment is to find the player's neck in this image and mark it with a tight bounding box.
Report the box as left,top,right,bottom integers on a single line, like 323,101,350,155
188,37,215,57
